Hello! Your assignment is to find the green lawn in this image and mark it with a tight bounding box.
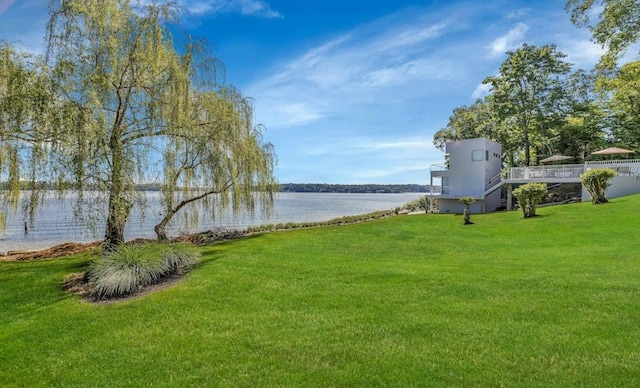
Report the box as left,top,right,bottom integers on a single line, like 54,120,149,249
1,195,639,387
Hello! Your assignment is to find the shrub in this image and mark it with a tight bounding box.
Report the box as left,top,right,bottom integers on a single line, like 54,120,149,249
87,242,200,301
459,196,476,224
581,168,616,204
400,196,430,213
513,183,547,218
244,209,396,233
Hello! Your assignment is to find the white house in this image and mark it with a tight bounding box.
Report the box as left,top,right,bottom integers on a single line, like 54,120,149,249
429,137,502,214
430,138,640,213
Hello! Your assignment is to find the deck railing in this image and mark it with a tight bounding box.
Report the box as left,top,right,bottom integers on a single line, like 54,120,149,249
586,159,640,176
586,159,640,166
506,164,585,180
429,186,484,198
430,164,448,172
485,172,503,192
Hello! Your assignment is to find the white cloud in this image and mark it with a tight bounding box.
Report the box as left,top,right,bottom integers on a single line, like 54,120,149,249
487,22,528,58
236,0,281,18
561,38,605,68
362,58,457,87
245,4,492,183
504,8,530,20
248,15,456,128
471,82,492,99
355,138,434,151
0,0,14,16
134,0,281,18
273,102,326,127
305,146,330,157
177,0,281,18
0,0,281,54
368,23,447,56
619,42,640,64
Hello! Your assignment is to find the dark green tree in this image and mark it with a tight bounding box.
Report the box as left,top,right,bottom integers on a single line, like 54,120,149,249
483,44,572,166
432,98,525,165
433,102,488,150
598,61,640,150
554,70,607,161
566,0,640,71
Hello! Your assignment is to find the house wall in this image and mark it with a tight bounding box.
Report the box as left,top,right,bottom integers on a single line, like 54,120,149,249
438,137,502,213
438,199,484,214
581,176,640,201
484,188,502,212
445,138,484,196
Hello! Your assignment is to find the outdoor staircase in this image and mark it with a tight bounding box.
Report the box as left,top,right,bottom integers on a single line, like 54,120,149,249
484,172,504,196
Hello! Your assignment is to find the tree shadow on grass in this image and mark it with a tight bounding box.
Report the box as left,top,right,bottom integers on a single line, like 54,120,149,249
196,233,266,264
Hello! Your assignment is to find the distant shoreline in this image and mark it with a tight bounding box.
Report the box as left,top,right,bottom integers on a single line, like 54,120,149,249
2,183,431,193
279,183,430,193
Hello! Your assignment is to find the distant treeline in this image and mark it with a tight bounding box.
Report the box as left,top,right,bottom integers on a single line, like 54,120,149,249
279,183,429,193
0,182,162,191
2,182,429,193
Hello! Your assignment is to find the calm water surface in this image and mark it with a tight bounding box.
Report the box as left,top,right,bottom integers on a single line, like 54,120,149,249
1,192,422,253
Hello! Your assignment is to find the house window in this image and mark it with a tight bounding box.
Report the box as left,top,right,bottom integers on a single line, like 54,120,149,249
472,149,484,162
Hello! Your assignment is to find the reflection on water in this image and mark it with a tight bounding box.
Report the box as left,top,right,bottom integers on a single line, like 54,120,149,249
1,192,422,253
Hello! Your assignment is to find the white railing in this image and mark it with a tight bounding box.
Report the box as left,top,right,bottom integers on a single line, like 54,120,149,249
586,159,640,166
429,186,484,198
485,172,503,192
505,160,640,181
506,164,585,180
585,160,640,176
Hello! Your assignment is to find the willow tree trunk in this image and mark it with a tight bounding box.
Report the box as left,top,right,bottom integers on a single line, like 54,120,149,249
104,178,132,250
104,197,130,250
103,126,131,250
154,188,222,241
154,215,171,241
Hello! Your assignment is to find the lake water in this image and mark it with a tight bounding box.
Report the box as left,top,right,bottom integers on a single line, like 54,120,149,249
1,192,423,253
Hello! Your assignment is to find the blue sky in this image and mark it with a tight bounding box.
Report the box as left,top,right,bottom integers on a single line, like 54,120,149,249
0,0,607,184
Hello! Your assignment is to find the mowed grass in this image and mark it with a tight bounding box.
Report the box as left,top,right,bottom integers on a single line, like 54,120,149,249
1,195,640,387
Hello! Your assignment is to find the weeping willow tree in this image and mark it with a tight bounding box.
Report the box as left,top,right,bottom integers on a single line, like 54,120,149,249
0,43,67,232
0,44,28,230
1,0,277,249
154,85,277,241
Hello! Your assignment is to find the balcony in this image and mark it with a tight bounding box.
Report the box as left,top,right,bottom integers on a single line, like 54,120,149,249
429,185,484,199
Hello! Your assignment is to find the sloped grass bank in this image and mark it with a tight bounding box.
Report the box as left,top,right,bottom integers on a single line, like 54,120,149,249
1,196,640,386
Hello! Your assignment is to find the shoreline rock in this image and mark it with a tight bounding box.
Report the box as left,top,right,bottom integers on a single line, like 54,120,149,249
0,228,243,261
1,241,101,261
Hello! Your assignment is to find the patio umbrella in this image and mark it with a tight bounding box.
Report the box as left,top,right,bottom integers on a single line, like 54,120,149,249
591,147,634,156
540,154,572,163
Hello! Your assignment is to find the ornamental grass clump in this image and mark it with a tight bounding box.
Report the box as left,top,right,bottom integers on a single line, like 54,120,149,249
581,168,616,204
88,243,200,301
513,182,547,218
